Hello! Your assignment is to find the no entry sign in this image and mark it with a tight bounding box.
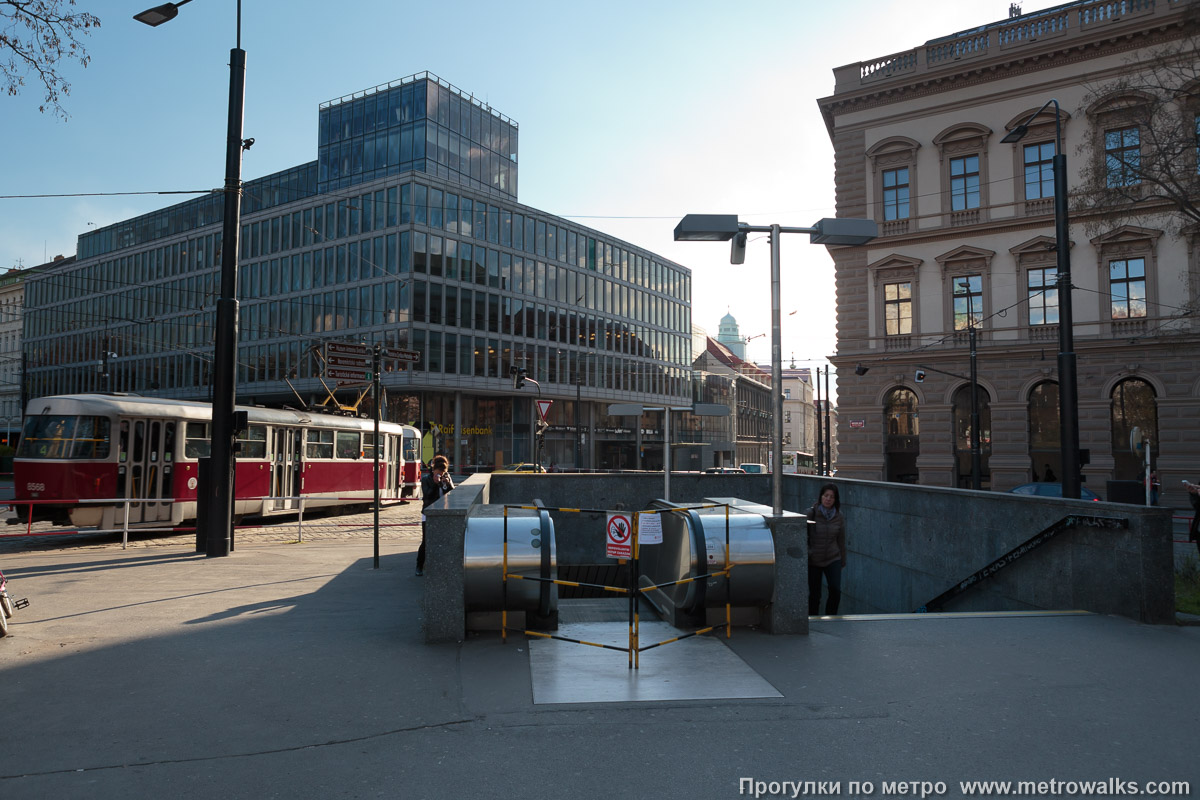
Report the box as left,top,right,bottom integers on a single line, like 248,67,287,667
605,512,632,558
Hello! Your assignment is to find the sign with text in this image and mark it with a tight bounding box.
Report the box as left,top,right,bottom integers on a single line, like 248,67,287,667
636,512,662,545
326,367,371,382
383,347,421,363
327,354,371,368
850,419,865,429
605,512,632,559
326,341,370,356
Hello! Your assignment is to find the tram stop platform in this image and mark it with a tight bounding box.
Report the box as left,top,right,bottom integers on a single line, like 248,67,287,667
0,530,1195,798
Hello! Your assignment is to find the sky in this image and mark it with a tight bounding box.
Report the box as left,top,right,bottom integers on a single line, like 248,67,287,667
1,0,1068,387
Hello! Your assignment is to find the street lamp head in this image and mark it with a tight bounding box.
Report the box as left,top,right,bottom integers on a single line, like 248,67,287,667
809,217,878,246
1000,124,1029,144
673,214,741,242
133,0,192,26
854,364,869,376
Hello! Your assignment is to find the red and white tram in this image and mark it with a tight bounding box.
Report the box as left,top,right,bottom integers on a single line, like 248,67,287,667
14,394,423,529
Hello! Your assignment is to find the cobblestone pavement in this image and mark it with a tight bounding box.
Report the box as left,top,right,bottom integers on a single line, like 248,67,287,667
0,500,423,553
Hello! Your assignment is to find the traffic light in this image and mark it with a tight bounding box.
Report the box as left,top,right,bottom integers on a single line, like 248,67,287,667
514,367,527,390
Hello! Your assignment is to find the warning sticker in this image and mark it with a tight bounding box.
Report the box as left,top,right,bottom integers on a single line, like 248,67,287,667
606,512,632,558
636,512,662,545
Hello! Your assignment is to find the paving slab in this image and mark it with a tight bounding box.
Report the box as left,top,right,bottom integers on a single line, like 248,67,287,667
0,512,1196,799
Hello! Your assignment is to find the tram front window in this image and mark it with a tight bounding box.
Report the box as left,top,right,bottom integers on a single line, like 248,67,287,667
17,415,111,459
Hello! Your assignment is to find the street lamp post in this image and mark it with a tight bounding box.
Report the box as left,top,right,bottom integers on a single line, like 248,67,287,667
1001,100,1079,499
674,215,877,518
136,0,248,553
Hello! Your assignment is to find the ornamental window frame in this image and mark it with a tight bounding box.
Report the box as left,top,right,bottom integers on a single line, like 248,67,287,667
933,123,992,227
1004,106,1072,217
1090,225,1162,336
934,245,994,337
866,137,921,237
867,254,922,347
1009,235,1063,337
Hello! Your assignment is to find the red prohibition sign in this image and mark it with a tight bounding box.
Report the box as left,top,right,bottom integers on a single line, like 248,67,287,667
607,515,631,544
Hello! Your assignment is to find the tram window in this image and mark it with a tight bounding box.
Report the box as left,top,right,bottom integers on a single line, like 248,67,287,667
402,435,419,463
163,422,175,462
363,432,377,460
306,429,334,459
17,415,77,459
236,425,267,459
185,422,211,458
133,421,145,463
335,431,361,459
71,416,112,459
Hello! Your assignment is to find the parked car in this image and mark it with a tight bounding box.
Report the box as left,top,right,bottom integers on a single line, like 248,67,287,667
1009,482,1101,501
739,463,767,474
704,467,746,474
492,463,546,473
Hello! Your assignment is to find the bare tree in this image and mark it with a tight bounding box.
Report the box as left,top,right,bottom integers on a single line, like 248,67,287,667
1,0,100,119
1073,14,1200,238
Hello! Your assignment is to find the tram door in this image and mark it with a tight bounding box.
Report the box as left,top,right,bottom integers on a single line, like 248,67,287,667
116,418,175,524
271,428,302,511
387,434,401,498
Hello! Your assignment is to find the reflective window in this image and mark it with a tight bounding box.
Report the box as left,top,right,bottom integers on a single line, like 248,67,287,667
1105,127,1140,188
1109,258,1147,319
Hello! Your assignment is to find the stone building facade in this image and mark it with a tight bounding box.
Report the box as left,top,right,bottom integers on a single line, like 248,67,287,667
817,0,1200,504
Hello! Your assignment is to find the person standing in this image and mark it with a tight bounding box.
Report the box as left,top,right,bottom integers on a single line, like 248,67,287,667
1185,480,1200,559
416,455,454,576
808,482,847,616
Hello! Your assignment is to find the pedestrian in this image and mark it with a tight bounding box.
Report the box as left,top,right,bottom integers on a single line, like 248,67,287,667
1149,470,1160,506
1042,464,1056,482
416,454,454,576
807,482,847,616
1185,480,1200,559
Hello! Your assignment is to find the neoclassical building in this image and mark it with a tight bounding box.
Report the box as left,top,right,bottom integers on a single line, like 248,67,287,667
817,0,1200,504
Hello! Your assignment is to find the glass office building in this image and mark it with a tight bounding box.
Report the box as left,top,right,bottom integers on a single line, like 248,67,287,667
23,72,693,470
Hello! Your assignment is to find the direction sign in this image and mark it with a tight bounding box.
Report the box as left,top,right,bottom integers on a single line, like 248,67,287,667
536,399,553,421
327,341,371,356
327,354,371,368
326,367,371,381
382,347,421,363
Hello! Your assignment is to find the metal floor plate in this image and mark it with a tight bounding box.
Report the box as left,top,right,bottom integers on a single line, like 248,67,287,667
528,620,783,705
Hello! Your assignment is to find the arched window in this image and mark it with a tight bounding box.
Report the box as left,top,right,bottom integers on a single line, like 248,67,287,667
884,387,919,484
1028,381,1060,481
1111,378,1158,481
953,384,992,489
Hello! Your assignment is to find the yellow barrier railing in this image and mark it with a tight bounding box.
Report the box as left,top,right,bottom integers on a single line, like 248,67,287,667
500,502,734,669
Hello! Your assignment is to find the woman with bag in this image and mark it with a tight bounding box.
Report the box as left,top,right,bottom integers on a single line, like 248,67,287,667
808,482,847,616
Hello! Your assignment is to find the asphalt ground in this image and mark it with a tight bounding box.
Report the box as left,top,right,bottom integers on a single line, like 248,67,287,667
0,503,1197,799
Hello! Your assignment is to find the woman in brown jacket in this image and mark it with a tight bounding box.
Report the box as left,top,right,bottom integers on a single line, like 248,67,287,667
808,482,847,616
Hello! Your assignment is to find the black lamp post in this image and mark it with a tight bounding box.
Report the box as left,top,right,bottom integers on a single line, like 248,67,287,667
1002,100,1080,499
136,0,248,553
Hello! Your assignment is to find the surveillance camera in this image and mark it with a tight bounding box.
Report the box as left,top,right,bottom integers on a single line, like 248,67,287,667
914,369,926,383
242,137,255,150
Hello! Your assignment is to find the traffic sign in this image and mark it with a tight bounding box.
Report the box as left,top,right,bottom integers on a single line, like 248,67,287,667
327,354,371,368
606,512,632,559
383,347,421,363
326,367,371,381
536,399,553,421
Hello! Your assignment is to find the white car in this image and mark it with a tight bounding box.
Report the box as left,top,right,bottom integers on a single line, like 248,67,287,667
739,463,767,474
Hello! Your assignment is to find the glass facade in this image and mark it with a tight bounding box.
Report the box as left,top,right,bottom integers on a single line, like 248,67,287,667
318,72,517,198
23,74,691,470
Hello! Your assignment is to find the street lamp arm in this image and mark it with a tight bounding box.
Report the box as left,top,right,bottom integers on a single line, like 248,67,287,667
915,363,970,382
